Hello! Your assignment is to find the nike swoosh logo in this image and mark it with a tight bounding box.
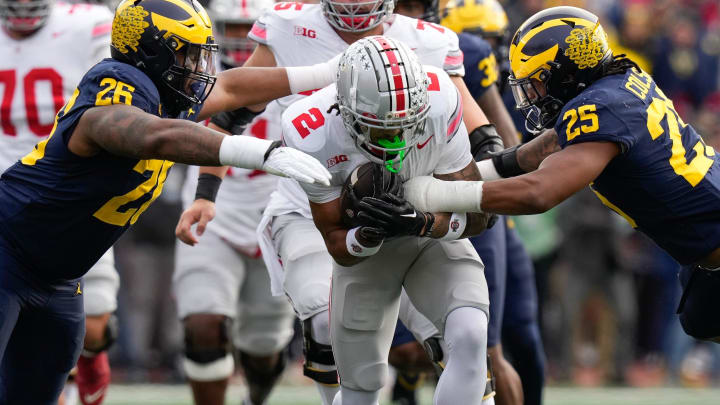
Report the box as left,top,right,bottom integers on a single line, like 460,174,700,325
83,387,106,404
417,135,434,150
400,212,417,218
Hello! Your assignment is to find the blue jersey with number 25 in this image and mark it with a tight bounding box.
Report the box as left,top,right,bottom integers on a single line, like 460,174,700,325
555,68,720,265
0,59,175,280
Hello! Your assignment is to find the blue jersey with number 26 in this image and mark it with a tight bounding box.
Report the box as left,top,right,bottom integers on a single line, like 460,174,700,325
555,68,720,265
0,59,175,280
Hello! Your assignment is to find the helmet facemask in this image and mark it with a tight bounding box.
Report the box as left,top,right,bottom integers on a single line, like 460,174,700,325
509,66,564,133
152,31,218,116
341,105,429,173
0,0,53,33
321,0,393,32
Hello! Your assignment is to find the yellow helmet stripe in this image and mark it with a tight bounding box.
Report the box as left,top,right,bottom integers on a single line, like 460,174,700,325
152,13,212,45
510,17,596,79
151,0,213,45
510,44,558,79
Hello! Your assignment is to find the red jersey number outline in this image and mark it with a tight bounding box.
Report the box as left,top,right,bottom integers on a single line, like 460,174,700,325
0,68,64,137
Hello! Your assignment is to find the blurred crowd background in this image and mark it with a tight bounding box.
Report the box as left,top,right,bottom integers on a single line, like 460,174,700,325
105,0,720,391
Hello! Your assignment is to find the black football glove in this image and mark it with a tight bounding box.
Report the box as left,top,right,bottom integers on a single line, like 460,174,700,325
357,193,434,238
469,124,504,161
356,225,387,246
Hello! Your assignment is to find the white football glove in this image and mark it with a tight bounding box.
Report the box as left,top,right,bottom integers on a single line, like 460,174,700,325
219,135,331,185
262,145,331,185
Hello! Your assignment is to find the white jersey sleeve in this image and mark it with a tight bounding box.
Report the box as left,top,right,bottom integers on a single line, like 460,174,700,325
423,65,472,176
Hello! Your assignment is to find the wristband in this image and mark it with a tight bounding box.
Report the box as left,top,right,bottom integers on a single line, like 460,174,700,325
440,213,467,241
346,227,383,257
218,135,274,170
490,144,524,178
194,173,223,202
477,159,502,180
263,140,282,162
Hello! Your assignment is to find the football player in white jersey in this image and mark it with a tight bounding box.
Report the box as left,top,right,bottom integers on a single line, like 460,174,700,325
174,2,499,404
284,36,493,405
0,2,117,404
172,1,295,405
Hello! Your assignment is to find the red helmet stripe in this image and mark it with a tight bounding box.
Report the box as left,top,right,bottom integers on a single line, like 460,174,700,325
373,37,407,111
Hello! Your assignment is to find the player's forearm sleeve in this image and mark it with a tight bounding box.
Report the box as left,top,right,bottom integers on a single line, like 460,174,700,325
403,176,484,213
285,53,341,94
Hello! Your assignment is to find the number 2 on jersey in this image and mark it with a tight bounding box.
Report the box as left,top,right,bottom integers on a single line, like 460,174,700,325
647,97,715,187
292,107,324,138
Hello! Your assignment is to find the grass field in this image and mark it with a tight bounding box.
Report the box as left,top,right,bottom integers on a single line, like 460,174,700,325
101,384,720,405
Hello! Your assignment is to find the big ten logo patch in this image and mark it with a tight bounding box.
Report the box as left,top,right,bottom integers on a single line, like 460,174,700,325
327,154,348,168
294,26,316,39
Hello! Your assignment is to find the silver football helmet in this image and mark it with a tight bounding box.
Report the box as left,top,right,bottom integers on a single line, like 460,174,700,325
208,0,273,68
337,36,430,173
321,0,394,32
0,0,54,33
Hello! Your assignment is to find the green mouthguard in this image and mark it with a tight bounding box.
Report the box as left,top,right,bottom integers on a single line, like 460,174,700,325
377,136,406,173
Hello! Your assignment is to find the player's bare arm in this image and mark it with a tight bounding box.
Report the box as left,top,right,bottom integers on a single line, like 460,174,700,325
431,160,495,238
482,141,616,215
72,103,331,186
476,85,520,147
198,66,288,120
475,129,561,181
516,129,561,172
309,198,376,267
175,122,231,246
72,104,225,163
235,43,280,113
405,140,619,215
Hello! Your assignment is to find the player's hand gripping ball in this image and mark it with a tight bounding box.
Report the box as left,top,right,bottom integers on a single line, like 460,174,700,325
340,162,403,228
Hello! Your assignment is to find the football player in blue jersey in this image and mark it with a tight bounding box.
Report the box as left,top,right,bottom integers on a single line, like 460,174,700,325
398,6,720,344
0,0,337,402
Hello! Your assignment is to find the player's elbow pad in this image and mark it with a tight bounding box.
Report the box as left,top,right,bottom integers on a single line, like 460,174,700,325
469,124,504,161
403,176,484,213
210,107,264,134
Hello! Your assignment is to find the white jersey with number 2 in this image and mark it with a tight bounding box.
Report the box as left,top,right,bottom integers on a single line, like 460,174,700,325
248,2,465,219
